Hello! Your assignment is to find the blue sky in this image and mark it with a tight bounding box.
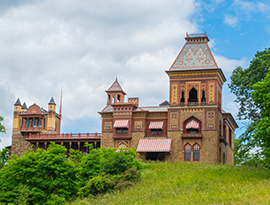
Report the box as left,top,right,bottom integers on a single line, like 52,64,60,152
0,0,270,149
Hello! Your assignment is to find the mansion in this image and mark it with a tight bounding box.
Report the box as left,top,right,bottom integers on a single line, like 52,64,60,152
10,33,237,165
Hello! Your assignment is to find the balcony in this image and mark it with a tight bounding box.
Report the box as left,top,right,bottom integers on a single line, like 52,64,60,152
181,133,203,139
20,126,42,133
26,132,101,141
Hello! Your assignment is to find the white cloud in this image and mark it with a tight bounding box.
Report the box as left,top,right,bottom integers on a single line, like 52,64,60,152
233,0,270,17
224,15,239,27
214,54,248,77
0,0,200,149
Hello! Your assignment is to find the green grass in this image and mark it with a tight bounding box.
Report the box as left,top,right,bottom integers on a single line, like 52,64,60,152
69,162,270,205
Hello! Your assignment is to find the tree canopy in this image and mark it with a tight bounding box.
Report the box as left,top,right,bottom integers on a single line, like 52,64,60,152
229,48,270,166
0,116,5,134
0,143,143,204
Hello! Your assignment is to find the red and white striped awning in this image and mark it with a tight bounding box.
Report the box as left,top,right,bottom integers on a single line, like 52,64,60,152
186,120,199,129
136,139,171,152
149,122,164,129
113,120,129,128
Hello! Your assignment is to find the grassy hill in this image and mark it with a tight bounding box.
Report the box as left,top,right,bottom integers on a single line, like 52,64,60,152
69,162,270,205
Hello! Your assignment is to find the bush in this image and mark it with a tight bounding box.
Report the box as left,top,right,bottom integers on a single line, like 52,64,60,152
0,143,143,204
0,143,79,204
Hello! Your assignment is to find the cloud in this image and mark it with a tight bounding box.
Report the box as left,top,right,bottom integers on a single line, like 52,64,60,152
214,54,248,77
223,15,239,27
233,0,270,17
0,0,200,149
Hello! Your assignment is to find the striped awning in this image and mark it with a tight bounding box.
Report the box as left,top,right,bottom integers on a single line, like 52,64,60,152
186,120,199,129
149,122,164,129
113,120,129,128
136,139,171,152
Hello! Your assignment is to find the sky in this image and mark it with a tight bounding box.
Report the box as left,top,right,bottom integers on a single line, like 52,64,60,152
0,0,270,150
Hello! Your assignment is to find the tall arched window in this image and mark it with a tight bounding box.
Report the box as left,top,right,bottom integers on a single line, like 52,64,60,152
181,91,185,103
184,144,191,161
201,90,206,102
117,94,120,102
193,143,200,161
188,88,198,102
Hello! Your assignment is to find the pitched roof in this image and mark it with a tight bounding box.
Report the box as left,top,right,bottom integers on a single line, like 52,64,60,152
170,33,218,70
14,98,21,106
49,97,56,105
22,102,27,109
106,78,126,94
159,100,169,106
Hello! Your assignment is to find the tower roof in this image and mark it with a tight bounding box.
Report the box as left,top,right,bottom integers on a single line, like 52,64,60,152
49,97,56,105
170,33,218,70
106,78,126,94
14,98,21,106
22,102,27,109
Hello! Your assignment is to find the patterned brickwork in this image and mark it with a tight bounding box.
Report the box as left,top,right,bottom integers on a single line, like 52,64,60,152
131,132,145,149
101,133,114,148
208,81,215,104
226,145,234,165
167,131,183,162
11,135,31,157
200,131,219,163
170,82,178,106
104,121,112,130
170,111,179,129
134,120,143,129
207,110,216,128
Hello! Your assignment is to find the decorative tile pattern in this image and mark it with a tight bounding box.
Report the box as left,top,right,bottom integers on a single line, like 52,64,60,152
170,43,218,70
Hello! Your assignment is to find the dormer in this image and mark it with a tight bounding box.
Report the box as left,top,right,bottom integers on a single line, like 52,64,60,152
106,78,126,105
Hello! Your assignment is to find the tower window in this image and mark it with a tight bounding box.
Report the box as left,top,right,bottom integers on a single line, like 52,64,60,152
181,91,185,103
117,94,120,102
188,88,198,102
201,90,206,102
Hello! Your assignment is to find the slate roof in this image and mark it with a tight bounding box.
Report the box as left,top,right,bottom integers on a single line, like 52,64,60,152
49,97,56,105
170,33,218,70
106,78,126,94
159,100,169,106
22,102,27,109
14,98,21,106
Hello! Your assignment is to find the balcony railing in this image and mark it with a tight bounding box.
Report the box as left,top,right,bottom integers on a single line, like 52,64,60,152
26,132,101,140
20,127,42,132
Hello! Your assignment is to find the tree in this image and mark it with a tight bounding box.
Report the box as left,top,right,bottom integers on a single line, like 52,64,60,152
0,116,5,134
251,68,270,164
229,48,270,166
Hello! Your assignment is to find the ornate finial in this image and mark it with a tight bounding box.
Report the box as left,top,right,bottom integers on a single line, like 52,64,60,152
116,73,118,81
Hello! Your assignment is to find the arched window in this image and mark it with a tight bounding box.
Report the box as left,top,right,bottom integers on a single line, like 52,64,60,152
113,97,115,103
181,91,185,103
108,95,111,102
201,90,206,102
193,144,200,161
117,94,120,102
188,88,198,102
184,144,191,161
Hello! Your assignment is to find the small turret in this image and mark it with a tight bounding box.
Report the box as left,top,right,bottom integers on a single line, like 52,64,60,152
14,98,22,112
106,78,126,105
48,97,56,112
13,98,22,132
21,102,27,112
